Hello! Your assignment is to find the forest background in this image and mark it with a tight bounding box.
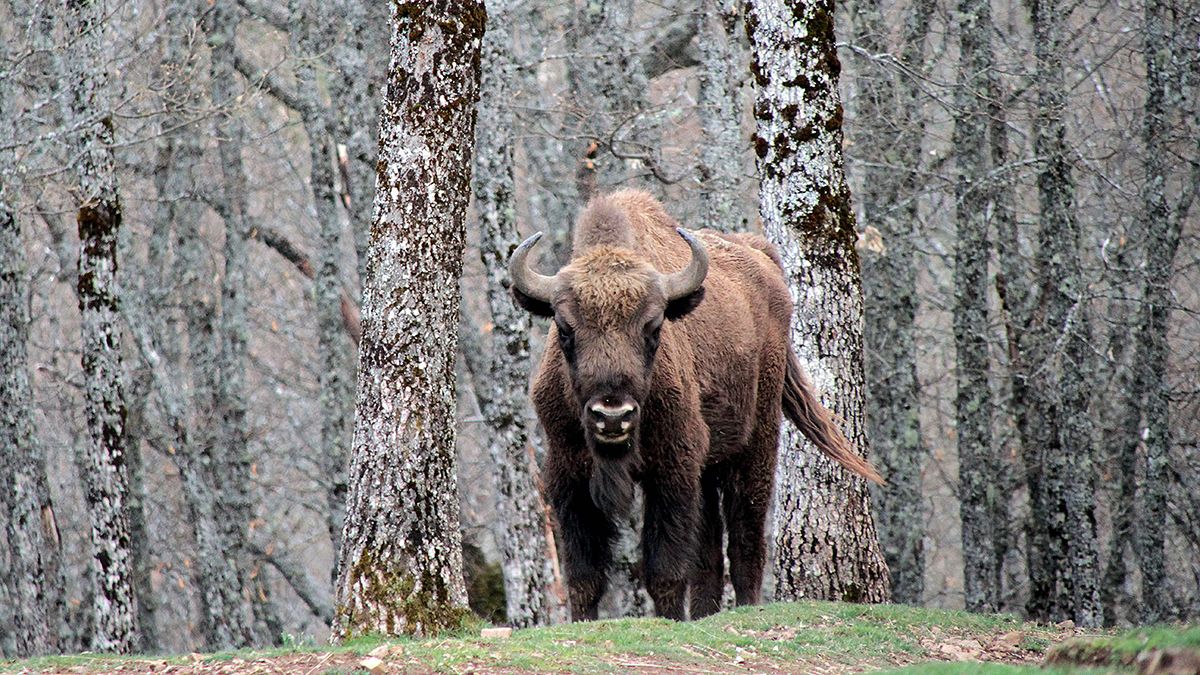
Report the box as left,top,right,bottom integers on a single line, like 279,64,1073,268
1,0,1197,658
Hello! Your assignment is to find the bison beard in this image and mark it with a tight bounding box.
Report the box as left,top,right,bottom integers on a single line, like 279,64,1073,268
511,190,882,621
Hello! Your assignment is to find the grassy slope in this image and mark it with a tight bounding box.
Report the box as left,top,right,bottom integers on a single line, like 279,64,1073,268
0,601,1171,673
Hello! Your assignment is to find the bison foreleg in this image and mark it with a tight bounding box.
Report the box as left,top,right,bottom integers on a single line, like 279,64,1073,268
641,472,700,620
551,478,616,621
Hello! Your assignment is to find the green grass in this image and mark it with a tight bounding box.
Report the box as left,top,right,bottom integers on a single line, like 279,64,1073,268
0,601,1128,673
1046,624,1200,668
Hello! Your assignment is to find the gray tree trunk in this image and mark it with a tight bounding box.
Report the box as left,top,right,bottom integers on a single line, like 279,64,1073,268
291,0,355,571
0,69,64,657
203,1,273,646
473,0,562,628
696,0,745,233
951,0,1000,614
64,0,138,652
329,0,388,284
1024,0,1101,628
332,1,484,638
851,0,933,607
1130,0,1185,624
746,0,891,604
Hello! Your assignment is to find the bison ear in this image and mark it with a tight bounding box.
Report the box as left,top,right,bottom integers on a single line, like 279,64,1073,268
664,286,705,321
512,287,555,317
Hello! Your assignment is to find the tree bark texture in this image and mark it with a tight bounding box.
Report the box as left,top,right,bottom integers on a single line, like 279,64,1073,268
291,0,354,572
474,0,560,628
1130,0,1184,624
333,0,485,639
851,0,933,607
63,0,139,652
745,0,891,604
1025,0,1101,628
951,0,1000,614
200,2,269,647
696,0,746,233
0,69,64,657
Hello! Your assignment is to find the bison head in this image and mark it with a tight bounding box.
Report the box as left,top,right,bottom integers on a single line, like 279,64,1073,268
509,228,708,459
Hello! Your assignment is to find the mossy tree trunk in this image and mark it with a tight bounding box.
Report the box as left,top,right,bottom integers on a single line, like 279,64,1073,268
332,0,485,639
64,0,138,652
849,0,934,607
951,0,1002,614
745,0,891,604
0,59,65,658
1023,0,1101,628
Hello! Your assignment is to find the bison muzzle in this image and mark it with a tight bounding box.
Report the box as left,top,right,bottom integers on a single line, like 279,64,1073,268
509,190,882,622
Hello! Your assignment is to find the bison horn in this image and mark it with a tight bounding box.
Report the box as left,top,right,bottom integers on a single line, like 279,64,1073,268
661,228,709,301
508,232,558,303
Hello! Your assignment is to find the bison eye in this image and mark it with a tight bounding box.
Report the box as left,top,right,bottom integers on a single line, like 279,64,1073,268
555,319,575,356
644,320,662,356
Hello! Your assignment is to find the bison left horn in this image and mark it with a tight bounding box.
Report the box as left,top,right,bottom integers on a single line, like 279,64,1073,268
662,228,709,301
509,232,558,303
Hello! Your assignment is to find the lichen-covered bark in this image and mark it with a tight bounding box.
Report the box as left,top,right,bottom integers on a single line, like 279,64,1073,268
1024,0,1100,628
473,0,560,628
951,0,1000,614
745,0,891,604
332,1,485,639
0,70,64,656
203,1,272,647
291,0,354,570
1130,0,1183,624
696,0,745,232
851,0,933,607
64,0,138,652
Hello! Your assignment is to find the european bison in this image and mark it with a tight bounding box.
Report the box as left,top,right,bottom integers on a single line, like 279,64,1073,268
508,190,881,621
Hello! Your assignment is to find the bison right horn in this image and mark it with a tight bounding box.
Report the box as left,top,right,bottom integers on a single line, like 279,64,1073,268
508,232,558,303
661,228,709,301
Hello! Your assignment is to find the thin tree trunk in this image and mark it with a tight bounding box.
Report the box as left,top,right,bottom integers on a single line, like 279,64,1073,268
1131,0,1182,624
291,0,354,575
696,0,745,233
63,0,138,652
851,0,933,607
746,0,891,604
332,1,485,639
473,0,560,629
951,0,999,614
0,74,64,656
1024,0,1101,628
203,1,269,647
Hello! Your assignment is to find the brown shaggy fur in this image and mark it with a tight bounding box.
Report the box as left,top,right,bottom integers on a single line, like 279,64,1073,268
512,189,881,622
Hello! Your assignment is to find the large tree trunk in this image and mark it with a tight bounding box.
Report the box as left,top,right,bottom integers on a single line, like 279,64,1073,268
473,0,562,628
951,0,1000,614
0,69,64,657
64,0,138,652
850,0,934,607
745,0,891,604
332,1,485,639
1024,0,1101,628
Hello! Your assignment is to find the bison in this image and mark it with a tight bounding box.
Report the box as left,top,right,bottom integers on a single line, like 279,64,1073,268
508,189,881,621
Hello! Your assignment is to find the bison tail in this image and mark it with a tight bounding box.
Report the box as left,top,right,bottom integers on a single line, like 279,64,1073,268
782,350,884,485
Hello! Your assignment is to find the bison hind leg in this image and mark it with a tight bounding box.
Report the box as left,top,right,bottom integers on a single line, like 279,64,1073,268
689,467,726,619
